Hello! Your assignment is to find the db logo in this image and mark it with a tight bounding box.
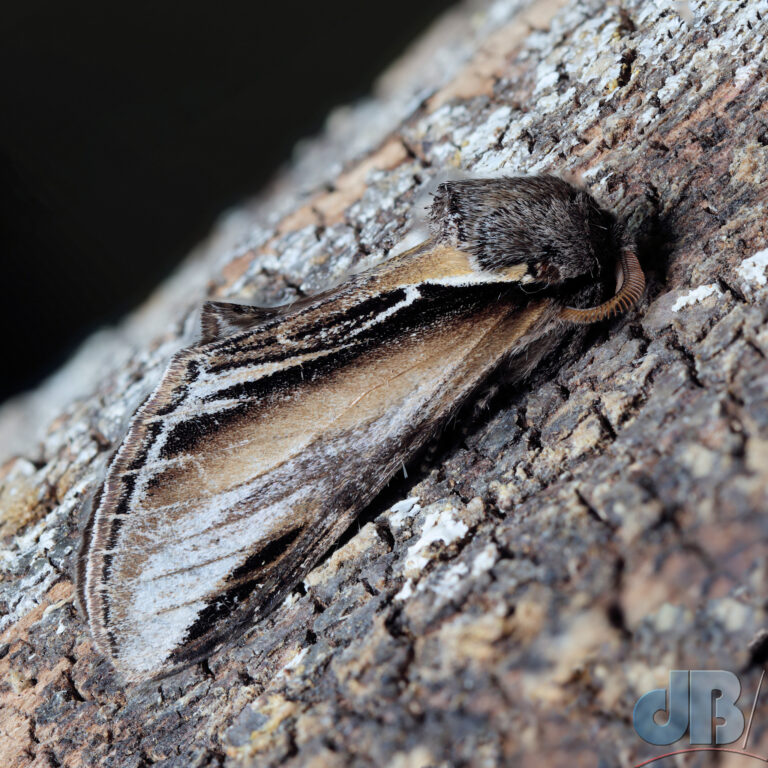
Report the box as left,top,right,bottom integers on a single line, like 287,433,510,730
633,670,745,746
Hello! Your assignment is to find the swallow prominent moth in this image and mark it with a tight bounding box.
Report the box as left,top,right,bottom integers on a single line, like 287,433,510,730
79,175,644,680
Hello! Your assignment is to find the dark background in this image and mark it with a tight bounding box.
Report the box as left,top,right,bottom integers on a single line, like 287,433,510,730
0,1,457,404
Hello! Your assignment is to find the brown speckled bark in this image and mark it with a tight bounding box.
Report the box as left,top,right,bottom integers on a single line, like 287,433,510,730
1,1,767,766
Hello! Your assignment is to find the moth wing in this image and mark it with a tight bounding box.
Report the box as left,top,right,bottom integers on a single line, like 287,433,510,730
200,282,356,343
84,248,558,680
200,301,281,342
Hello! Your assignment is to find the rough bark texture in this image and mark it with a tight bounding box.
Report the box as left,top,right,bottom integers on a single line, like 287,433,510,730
1,0,767,766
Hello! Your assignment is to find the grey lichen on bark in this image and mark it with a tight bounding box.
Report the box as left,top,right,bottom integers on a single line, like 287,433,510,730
1,0,768,766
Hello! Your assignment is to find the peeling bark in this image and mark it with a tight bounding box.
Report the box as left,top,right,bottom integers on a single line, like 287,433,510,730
1,0,768,766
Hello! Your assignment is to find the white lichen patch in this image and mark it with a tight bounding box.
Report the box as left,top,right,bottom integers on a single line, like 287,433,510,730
471,544,499,577
737,248,768,291
429,562,470,601
657,71,690,104
671,284,723,312
387,497,421,531
394,579,414,601
403,501,469,576
403,543,497,604
454,105,512,166
734,61,759,89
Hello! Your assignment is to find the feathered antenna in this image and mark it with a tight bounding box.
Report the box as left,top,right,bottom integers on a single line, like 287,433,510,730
560,225,645,324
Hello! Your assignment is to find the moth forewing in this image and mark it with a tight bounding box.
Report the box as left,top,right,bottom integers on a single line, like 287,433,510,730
80,175,643,681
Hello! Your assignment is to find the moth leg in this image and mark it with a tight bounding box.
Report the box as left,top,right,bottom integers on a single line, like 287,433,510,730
471,382,501,420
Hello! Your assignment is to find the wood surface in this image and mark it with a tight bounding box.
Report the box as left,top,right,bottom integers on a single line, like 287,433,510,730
1,0,767,765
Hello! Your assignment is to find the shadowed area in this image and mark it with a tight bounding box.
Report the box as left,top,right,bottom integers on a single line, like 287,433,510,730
0,0,458,402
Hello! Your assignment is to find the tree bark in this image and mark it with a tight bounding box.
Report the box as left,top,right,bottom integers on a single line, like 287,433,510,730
1,0,767,766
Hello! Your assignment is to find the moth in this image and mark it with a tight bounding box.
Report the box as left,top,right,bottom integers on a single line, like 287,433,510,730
79,175,644,681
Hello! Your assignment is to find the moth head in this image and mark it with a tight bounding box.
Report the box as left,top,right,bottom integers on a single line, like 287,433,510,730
428,175,615,284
